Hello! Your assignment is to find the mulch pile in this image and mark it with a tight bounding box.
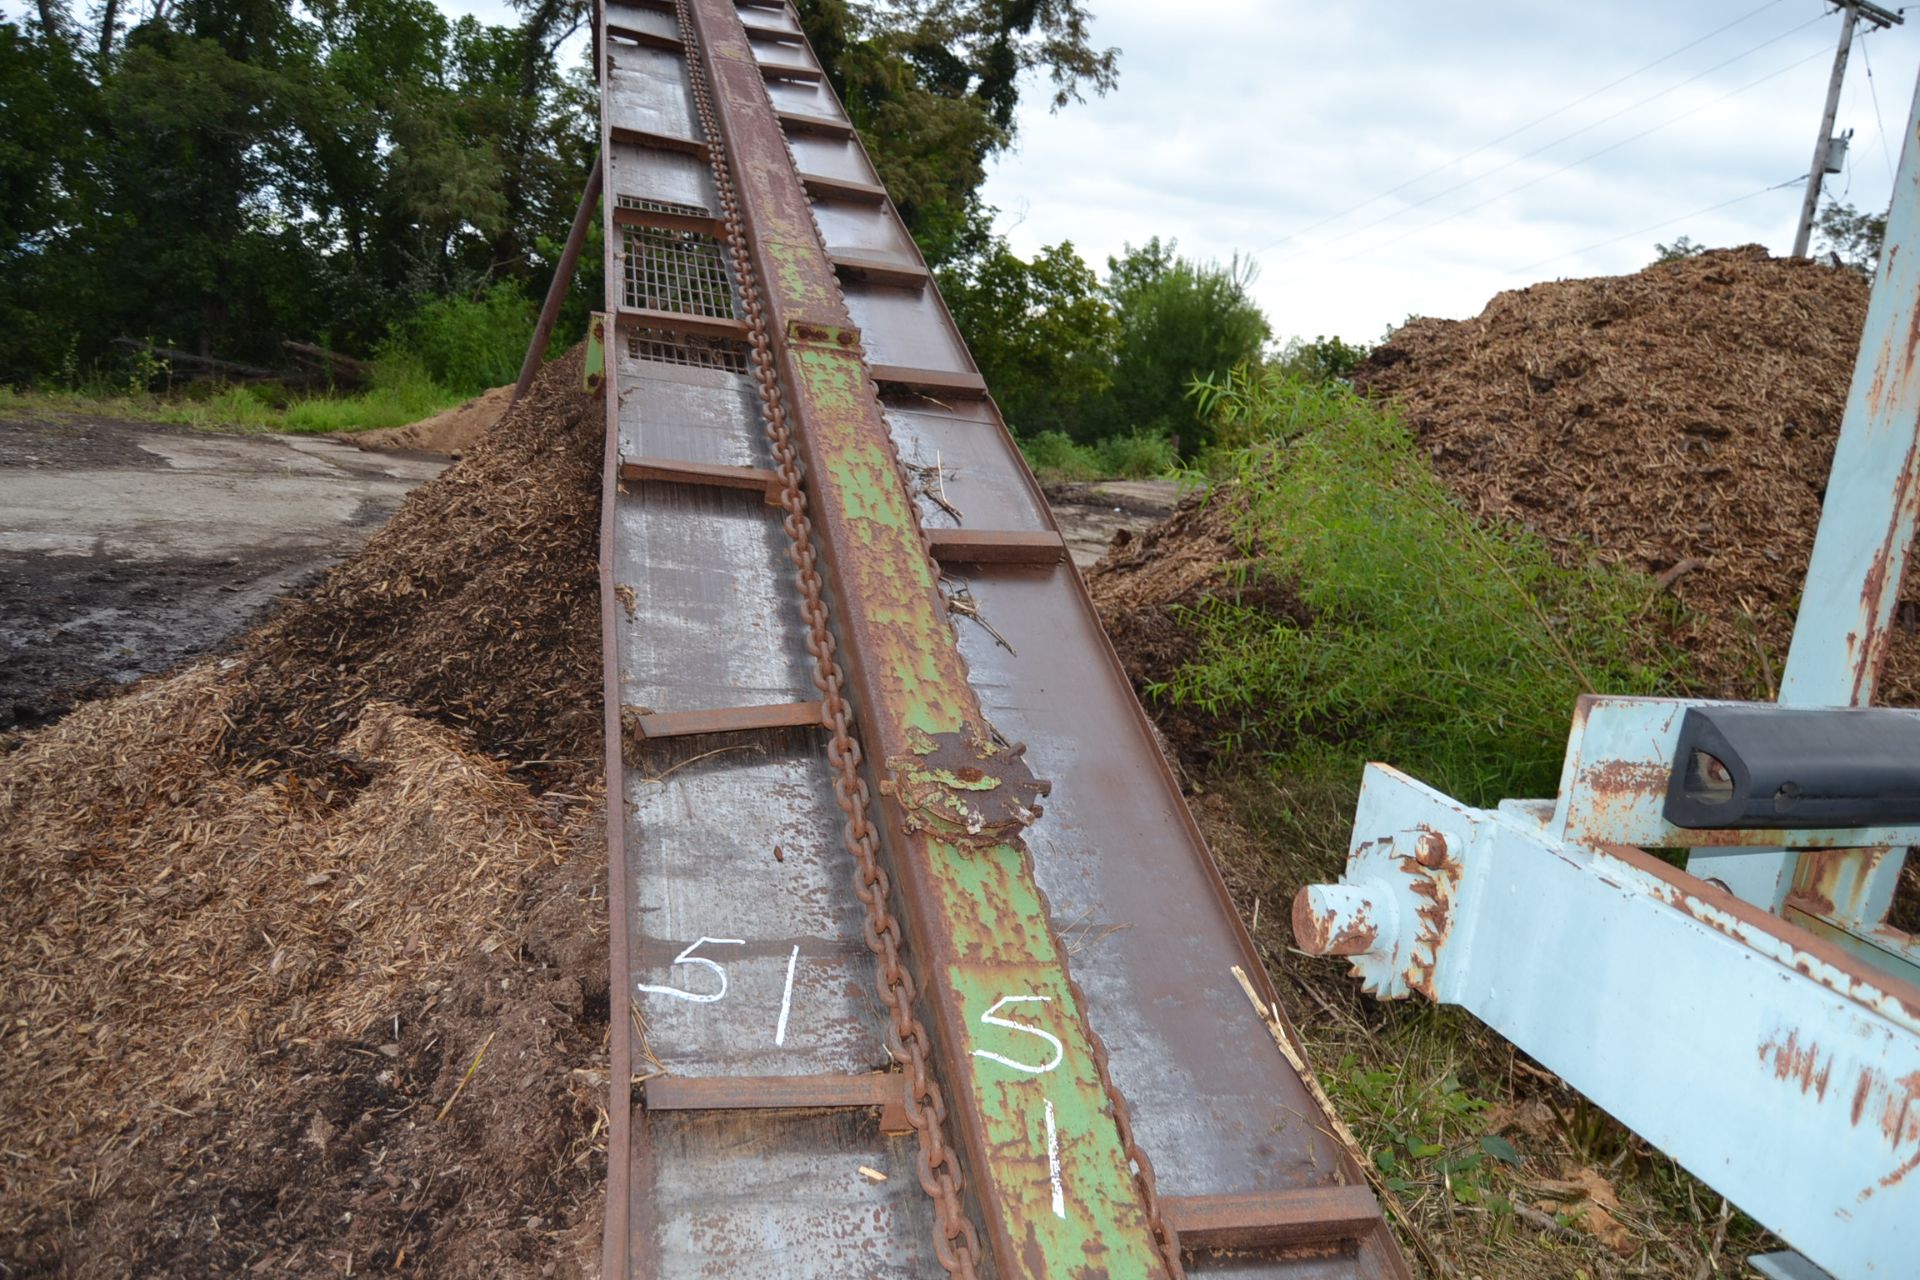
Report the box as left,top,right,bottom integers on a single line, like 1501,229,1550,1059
1094,246,1920,711
1089,491,1257,766
1356,244,1920,703
347,385,513,458
1,349,610,1278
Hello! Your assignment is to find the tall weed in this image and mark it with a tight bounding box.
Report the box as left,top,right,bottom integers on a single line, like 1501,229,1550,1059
1170,368,1676,805
0,357,461,434
385,282,535,396
1095,432,1177,477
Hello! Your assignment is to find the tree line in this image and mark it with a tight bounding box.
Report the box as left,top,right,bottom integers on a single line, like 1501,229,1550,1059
4,0,596,380
3,0,1295,453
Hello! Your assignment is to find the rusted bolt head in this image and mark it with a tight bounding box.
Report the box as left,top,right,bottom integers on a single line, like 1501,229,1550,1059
1413,830,1455,868
1291,882,1394,957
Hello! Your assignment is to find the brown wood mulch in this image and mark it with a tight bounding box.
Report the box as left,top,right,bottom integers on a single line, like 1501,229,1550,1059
2,350,610,1278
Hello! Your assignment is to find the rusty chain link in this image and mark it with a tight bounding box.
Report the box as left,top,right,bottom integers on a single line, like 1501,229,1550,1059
671,3,983,1273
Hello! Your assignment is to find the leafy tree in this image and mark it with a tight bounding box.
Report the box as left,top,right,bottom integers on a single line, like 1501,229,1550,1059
0,20,102,376
1652,234,1707,263
794,0,1117,264
1099,237,1270,454
0,0,593,381
1275,334,1368,384
1,0,1106,383
939,232,1116,437
1815,199,1887,276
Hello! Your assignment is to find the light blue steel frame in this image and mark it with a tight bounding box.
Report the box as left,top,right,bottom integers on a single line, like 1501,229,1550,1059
1299,73,1920,1280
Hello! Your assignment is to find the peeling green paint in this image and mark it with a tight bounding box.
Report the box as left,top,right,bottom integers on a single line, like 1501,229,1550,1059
949,961,1166,1278
932,841,1055,966
789,324,1160,1264
763,235,820,304
790,343,975,734
794,346,865,416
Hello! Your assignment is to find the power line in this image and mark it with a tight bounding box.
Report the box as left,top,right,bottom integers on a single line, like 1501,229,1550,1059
1860,26,1898,181
1251,0,1793,256
1296,40,1836,275
1509,175,1804,278
1259,8,1831,267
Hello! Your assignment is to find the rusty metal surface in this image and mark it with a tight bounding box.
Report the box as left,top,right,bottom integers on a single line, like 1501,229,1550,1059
923,527,1066,564
630,699,821,738
1162,1187,1383,1251
645,1070,906,1120
619,457,782,502
1554,695,1920,850
948,564,1399,1207
612,483,813,712
622,730,888,1079
689,0,1177,1266
597,1,1411,1275
599,13,913,1270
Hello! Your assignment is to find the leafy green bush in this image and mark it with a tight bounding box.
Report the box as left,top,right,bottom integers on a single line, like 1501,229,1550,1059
1095,432,1177,478
1019,430,1103,481
1274,334,1369,383
1020,429,1176,482
1167,368,1675,805
385,282,535,396
278,357,460,432
1192,364,1364,455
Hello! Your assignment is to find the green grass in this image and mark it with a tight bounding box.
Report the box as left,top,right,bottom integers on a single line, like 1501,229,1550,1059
1166,366,1680,806
0,358,465,435
1018,430,1178,484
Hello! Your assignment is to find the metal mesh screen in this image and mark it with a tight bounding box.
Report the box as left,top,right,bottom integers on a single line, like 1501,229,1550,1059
626,329,749,375
617,194,711,219
623,225,736,318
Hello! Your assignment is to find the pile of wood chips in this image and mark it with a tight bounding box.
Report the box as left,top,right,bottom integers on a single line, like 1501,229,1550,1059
1,350,610,1278
1356,244,1920,703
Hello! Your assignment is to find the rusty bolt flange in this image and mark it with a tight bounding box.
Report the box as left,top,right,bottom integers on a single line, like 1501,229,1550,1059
1291,881,1398,957
1413,830,1455,868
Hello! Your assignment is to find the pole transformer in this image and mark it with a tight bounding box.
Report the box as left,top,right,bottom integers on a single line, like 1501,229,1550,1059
1792,0,1902,258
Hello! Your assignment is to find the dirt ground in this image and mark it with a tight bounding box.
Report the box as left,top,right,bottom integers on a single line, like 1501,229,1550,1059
1,415,445,731
1042,478,1182,566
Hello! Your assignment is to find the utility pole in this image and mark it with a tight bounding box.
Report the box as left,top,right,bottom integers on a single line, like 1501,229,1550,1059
1793,0,1904,257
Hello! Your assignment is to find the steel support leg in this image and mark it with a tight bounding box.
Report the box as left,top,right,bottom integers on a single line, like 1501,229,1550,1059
512,151,604,407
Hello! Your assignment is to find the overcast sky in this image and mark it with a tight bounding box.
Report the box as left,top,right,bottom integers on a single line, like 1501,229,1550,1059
977,0,1920,344
379,0,1920,344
